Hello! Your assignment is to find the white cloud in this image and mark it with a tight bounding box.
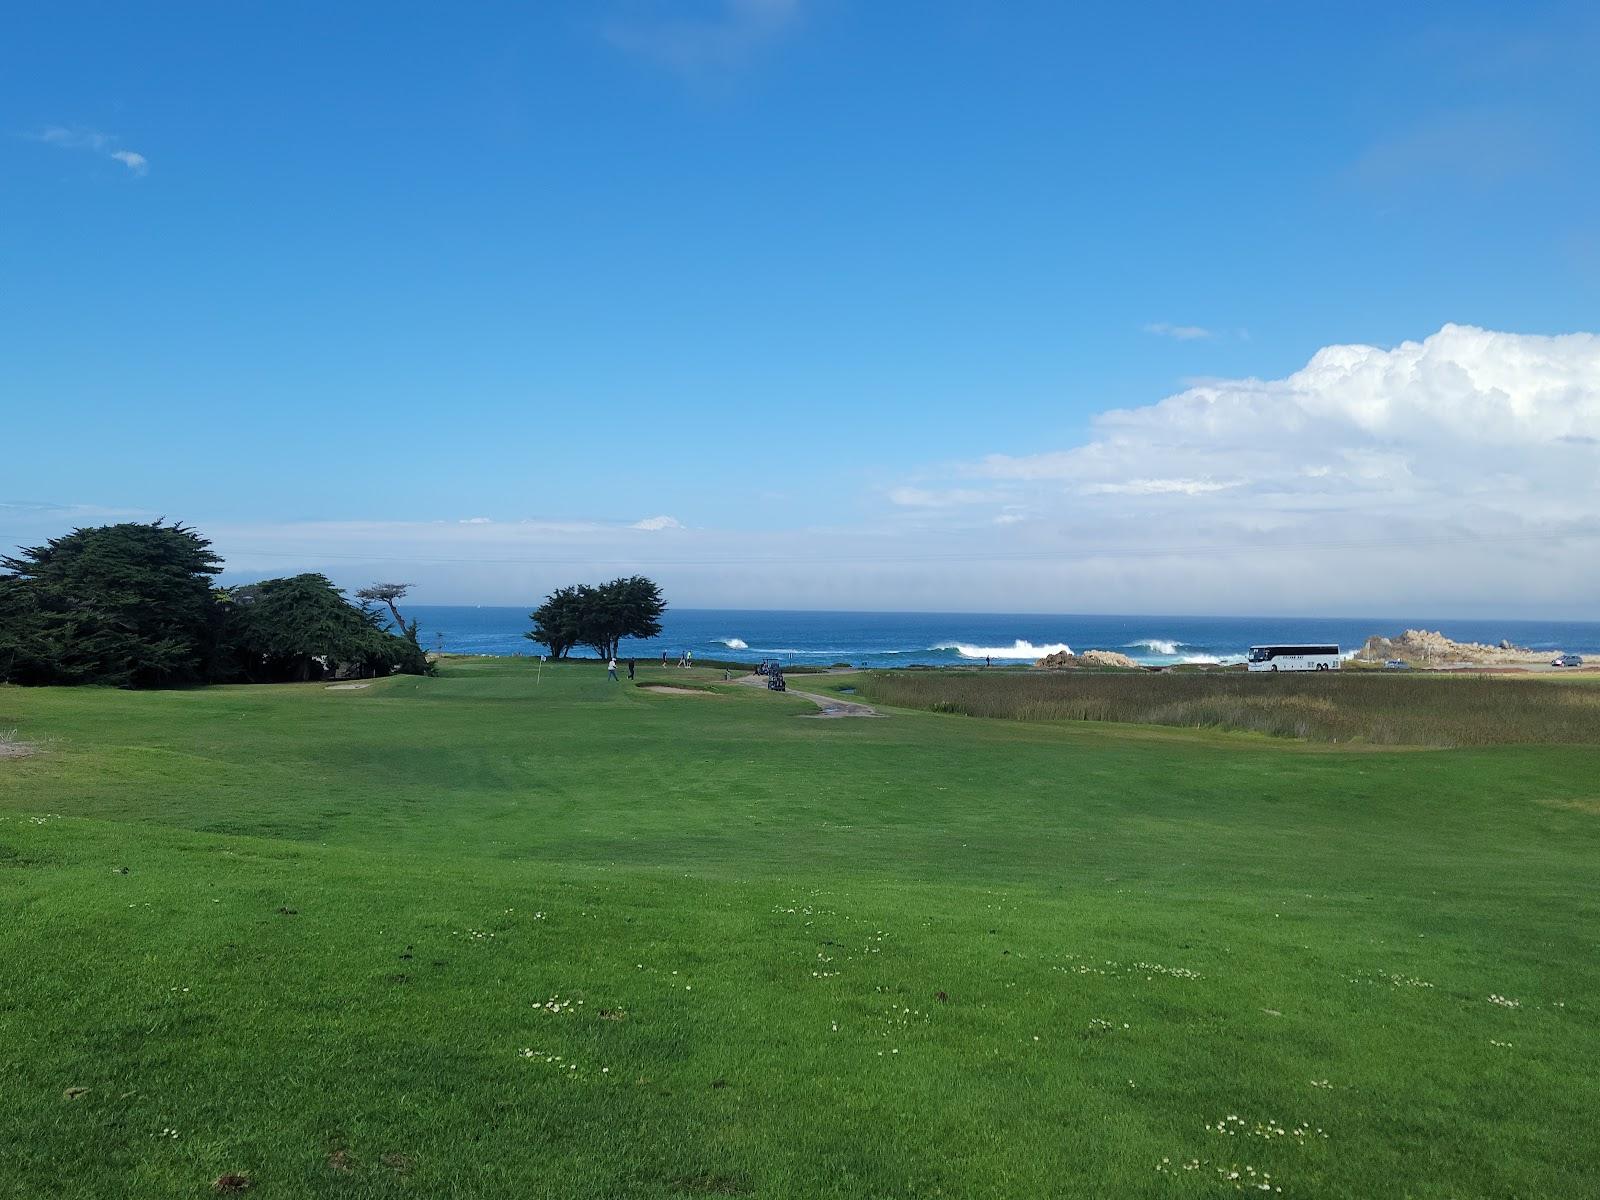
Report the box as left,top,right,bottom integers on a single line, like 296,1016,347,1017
29,126,148,174
1144,322,1213,341
604,0,802,73
891,324,1600,611
11,327,1600,615
109,150,148,175
35,126,109,150
459,517,493,525
972,326,1600,499
1081,478,1242,496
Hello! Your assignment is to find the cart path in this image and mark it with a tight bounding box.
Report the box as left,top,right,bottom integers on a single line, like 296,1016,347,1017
731,673,881,718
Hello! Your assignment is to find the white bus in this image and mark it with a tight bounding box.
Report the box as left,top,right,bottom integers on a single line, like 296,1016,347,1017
1247,644,1341,672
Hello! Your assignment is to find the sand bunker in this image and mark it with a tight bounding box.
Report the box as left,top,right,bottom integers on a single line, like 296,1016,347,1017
325,683,372,691
0,742,36,760
638,685,714,696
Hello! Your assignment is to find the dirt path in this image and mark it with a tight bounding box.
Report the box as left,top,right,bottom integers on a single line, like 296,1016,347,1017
732,674,880,718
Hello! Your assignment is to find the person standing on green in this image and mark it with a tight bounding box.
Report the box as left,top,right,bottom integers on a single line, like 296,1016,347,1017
607,657,618,682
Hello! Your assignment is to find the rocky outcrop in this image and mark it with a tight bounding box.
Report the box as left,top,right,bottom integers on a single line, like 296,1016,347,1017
1354,629,1546,666
1034,649,1143,670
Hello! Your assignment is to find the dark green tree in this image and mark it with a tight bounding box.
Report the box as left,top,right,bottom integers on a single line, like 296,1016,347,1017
222,573,433,683
525,576,665,660
0,576,50,685
0,521,222,687
584,576,667,659
526,585,589,659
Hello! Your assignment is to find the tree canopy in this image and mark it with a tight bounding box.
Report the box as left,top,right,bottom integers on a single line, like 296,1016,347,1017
224,574,429,683
0,522,430,687
527,585,587,660
526,576,666,660
354,582,413,631
0,521,222,687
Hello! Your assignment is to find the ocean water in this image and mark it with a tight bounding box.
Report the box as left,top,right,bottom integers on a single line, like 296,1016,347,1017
404,607,1600,669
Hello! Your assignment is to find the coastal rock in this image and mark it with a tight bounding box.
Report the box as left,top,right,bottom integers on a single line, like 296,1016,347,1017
1354,629,1545,666
1034,649,1143,670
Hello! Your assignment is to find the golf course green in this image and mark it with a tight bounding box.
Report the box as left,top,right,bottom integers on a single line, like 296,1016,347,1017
2,659,1596,1198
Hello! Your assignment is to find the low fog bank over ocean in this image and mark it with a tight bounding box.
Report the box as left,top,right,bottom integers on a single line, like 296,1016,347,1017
405,608,1600,668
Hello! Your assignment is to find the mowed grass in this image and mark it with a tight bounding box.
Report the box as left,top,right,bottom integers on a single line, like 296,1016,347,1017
1,660,1597,1199
853,668,1600,746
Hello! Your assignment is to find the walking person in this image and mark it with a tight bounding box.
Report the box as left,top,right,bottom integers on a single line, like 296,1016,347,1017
627,659,635,680
686,648,693,669
607,656,618,682
661,650,668,668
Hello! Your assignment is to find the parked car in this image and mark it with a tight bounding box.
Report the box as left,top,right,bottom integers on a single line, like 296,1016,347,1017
1383,659,1410,670
1551,653,1584,668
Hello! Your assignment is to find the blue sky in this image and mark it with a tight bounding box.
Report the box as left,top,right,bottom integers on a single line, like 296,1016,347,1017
5,2,1600,614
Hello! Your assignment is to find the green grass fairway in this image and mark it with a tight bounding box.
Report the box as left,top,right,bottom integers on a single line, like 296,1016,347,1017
3,661,1598,1198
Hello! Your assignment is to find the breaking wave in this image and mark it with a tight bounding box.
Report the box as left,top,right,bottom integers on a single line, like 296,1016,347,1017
717,637,749,650
1179,653,1247,666
1126,638,1181,656
933,640,1073,660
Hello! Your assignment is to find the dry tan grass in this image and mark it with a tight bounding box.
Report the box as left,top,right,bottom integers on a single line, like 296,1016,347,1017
858,671,1600,746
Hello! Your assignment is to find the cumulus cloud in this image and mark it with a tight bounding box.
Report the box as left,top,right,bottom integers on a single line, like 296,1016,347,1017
13,327,1599,614
29,126,149,174
604,0,802,73
973,326,1600,501
887,324,1600,611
